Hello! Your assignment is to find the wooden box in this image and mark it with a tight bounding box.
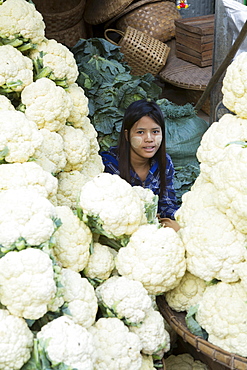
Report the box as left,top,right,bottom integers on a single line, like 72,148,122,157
175,15,215,67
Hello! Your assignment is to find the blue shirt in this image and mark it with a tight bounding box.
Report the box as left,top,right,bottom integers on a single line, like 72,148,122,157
100,146,179,219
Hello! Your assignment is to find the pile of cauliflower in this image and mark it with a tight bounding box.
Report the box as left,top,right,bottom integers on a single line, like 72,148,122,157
163,50,247,360
0,1,189,369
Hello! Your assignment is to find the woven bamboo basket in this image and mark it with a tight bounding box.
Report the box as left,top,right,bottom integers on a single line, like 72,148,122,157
45,19,87,48
104,26,170,76
105,0,181,43
157,295,247,370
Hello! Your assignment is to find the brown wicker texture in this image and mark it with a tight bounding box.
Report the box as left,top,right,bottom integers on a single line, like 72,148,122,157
186,89,210,115
114,1,182,43
83,0,134,25
46,19,87,48
104,27,170,76
33,0,86,33
157,295,247,370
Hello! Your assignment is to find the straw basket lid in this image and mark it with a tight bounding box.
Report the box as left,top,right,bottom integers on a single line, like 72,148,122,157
83,0,135,25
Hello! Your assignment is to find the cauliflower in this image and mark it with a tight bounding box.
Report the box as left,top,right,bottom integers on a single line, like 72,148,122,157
61,268,98,328
36,316,96,370
165,271,207,312
0,0,45,47
141,355,156,370
66,83,89,127
88,317,142,370
129,308,170,358
79,117,100,152
0,45,33,93
58,125,91,172
0,162,58,202
56,170,89,209
179,205,247,283
79,173,146,243
115,224,186,294
0,309,33,370
165,353,209,370
80,151,104,179
0,248,57,319
53,206,92,272
0,95,15,110
83,242,115,283
133,186,159,224
21,77,72,132
33,128,66,174
196,114,247,181
0,109,43,163
195,281,247,357
222,51,247,118
96,275,152,326
30,38,79,87
0,188,57,250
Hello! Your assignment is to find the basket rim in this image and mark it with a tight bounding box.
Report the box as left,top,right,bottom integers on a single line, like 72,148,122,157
83,0,134,25
157,295,247,370
40,0,86,18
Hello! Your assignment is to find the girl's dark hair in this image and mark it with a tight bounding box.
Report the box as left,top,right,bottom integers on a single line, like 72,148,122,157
117,99,167,196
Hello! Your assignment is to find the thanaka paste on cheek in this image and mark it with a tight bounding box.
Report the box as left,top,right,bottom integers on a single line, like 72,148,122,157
130,136,142,148
155,134,162,147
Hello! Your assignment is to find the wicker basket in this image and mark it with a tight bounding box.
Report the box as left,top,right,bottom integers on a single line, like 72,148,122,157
46,19,87,48
157,295,247,370
105,0,181,43
104,26,170,76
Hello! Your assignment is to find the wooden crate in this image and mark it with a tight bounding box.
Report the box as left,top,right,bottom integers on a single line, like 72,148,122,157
175,15,215,67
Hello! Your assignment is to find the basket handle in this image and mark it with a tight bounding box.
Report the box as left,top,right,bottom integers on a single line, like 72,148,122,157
104,28,125,46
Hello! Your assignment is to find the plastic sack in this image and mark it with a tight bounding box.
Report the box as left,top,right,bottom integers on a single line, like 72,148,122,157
222,0,247,58
157,99,209,167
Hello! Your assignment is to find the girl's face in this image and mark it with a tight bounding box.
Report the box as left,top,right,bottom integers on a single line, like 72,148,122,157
126,116,163,159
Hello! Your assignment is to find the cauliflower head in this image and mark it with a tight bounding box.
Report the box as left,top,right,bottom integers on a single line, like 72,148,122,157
165,353,208,370
21,77,72,132
0,248,57,319
165,270,207,312
88,317,142,370
141,355,156,370
222,52,247,118
53,206,92,272
0,95,15,111
0,0,45,45
61,268,98,328
66,83,89,127
80,151,104,179
96,275,152,326
0,188,57,250
79,173,146,240
196,281,247,357
0,308,33,370
30,38,79,86
0,109,43,163
36,316,96,370
115,224,186,295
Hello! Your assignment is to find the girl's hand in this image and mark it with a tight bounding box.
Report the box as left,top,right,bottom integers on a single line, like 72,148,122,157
158,217,181,232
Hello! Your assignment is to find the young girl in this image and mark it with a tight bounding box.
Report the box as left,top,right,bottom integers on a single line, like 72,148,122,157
100,99,180,230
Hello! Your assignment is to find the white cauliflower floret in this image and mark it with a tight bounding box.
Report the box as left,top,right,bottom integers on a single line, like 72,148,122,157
0,309,33,370
0,44,33,93
0,162,58,202
30,38,79,86
66,83,89,127
61,268,98,328
0,95,15,110
165,353,208,370
0,248,57,319
80,117,100,152
36,316,96,370
133,186,159,224
115,224,186,295
21,77,72,132
56,170,89,209
0,109,43,163
79,173,146,240
58,125,91,172
83,242,115,282
0,188,57,249
88,317,142,370
196,281,247,357
196,114,247,181
96,275,152,326
165,271,207,312
80,152,104,179
33,128,66,174
222,52,247,118
53,206,92,272
129,308,170,358
180,206,247,283
0,0,45,45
